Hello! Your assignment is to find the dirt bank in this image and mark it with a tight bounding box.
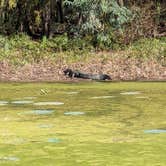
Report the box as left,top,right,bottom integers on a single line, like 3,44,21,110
0,53,165,82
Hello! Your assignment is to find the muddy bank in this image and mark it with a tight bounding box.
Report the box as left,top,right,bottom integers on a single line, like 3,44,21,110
0,54,165,82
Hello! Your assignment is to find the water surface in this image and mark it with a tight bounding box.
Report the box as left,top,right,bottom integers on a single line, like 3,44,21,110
0,82,165,166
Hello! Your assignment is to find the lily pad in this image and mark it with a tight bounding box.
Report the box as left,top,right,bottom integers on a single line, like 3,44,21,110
64,111,85,115
91,96,115,99
11,100,33,104
120,91,141,95
47,138,60,143
144,129,166,134
34,102,64,106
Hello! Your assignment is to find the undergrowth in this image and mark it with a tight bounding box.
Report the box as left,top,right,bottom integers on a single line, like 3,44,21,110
0,34,165,66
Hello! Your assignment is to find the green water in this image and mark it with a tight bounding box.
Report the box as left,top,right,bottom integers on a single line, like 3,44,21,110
0,82,165,166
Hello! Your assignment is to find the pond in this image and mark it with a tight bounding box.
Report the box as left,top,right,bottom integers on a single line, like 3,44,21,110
0,82,165,165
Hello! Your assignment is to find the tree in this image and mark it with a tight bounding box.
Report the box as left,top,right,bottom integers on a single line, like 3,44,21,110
0,0,165,40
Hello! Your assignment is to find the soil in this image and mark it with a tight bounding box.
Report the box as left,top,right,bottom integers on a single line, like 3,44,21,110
0,53,165,82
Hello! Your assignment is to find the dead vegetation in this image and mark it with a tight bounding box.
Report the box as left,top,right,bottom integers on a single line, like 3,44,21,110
0,52,165,82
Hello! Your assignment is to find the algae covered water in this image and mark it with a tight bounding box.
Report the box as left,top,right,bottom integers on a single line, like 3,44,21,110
0,82,165,166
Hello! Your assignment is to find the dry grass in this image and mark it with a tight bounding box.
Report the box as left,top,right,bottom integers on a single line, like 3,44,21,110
0,51,165,82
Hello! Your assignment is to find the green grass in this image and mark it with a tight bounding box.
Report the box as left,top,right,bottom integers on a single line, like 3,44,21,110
0,34,93,65
0,34,165,66
0,82,165,165
128,37,166,60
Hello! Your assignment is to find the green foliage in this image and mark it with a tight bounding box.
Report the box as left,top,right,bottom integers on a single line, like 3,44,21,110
64,0,132,35
68,37,93,51
128,37,166,66
63,0,132,49
128,38,166,58
0,34,165,66
41,34,68,51
1,0,164,51
100,0,132,28
95,32,112,50
49,34,69,51
0,34,94,65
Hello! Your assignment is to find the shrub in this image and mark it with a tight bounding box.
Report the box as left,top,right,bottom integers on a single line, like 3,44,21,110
128,38,166,62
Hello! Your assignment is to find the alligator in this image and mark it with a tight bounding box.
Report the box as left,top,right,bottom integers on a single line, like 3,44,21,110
63,69,111,80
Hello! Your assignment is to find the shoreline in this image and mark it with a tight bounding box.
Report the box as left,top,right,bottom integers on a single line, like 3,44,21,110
0,36,165,82
0,58,165,82
0,80,165,84
0,50,165,82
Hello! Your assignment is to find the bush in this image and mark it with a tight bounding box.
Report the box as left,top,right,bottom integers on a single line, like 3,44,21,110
0,34,165,66
128,38,166,65
0,34,93,65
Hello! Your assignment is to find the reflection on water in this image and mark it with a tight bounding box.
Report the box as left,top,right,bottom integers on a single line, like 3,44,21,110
34,102,64,106
64,111,85,115
144,129,166,134
136,96,149,99
47,138,61,143
27,110,54,115
0,101,8,105
11,100,34,104
38,124,53,128
91,96,116,99
0,156,20,161
23,97,37,100
66,92,79,95
120,91,141,95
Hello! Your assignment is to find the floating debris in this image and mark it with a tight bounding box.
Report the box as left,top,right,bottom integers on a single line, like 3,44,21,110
91,96,115,99
11,100,34,104
120,91,141,95
34,102,64,106
28,110,54,115
0,101,8,106
144,129,166,134
64,111,85,115
0,156,20,161
47,138,60,143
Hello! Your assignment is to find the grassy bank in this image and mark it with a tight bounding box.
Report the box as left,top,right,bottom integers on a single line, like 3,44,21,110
0,34,165,65
0,34,165,81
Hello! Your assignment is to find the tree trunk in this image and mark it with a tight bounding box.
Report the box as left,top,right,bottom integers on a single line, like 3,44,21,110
56,0,63,23
43,1,51,37
118,0,124,7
